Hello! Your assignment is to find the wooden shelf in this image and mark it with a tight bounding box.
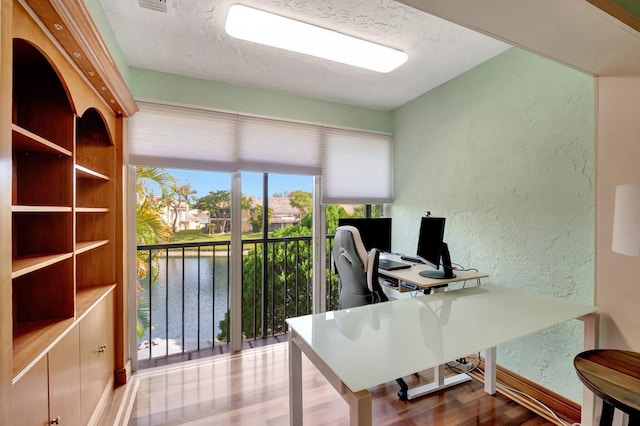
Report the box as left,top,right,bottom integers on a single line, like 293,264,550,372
75,240,109,255
76,285,116,320
11,252,73,279
76,207,109,213
12,284,115,382
12,124,72,157
13,318,75,381
12,205,72,213
75,165,110,181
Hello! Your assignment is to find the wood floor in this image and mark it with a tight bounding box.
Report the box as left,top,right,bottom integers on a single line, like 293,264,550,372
109,343,558,425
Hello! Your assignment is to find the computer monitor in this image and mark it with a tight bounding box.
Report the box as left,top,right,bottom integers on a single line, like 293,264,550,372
416,216,456,279
337,217,392,253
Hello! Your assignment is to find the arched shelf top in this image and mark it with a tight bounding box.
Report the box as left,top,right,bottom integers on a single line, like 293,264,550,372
77,107,114,146
76,107,115,178
13,38,75,152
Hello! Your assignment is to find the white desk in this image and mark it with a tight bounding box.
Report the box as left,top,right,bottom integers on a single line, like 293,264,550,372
287,284,598,426
378,267,489,398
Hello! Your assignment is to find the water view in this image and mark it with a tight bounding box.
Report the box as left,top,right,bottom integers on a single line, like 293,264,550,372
138,253,230,359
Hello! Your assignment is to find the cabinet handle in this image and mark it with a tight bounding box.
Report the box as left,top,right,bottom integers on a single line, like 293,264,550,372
98,344,107,353
50,416,60,425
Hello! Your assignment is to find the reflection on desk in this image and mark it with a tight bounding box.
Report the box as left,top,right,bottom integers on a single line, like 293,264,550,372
288,284,595,393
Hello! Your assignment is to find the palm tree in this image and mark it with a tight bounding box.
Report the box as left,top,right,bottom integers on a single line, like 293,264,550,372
163,182,197,232
136,167,174,338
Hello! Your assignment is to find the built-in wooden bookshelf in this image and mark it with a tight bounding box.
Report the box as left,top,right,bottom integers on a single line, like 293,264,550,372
4,0,136,422
12,38,76,334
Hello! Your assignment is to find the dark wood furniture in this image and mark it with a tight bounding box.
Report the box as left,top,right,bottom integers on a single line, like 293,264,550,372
574,349,640,426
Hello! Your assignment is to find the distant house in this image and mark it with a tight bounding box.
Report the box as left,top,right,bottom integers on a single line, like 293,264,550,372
160,200,209,231
192,210,211,229
254,196,301,232
159,196,305,233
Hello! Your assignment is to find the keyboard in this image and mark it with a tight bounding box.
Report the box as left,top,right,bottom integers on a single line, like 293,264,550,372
400,255,425,264
378,258,411,271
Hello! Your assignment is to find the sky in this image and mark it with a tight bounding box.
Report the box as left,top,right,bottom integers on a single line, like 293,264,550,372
164,168,312,199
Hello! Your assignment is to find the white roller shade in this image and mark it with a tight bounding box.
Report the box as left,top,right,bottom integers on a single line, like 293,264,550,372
322,128,392,204
129,102,238,171
238,115,322,175
128,101,392,204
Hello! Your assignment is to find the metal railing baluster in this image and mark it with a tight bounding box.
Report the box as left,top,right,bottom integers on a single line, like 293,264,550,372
136,235,332,363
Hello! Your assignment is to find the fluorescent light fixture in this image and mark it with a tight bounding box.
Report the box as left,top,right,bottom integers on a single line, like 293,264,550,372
225,4,408,73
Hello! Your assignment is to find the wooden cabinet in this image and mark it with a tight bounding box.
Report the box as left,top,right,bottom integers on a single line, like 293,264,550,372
49,326,82,426
80,291,115,425
11,296,116,426
12,325,81,426
3,0,137,422
11,356,49,426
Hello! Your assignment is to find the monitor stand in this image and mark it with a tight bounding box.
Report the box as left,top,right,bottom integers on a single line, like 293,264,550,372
418,242,456,279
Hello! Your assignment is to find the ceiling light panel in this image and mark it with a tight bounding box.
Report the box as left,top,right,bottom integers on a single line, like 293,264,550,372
225,4,408,73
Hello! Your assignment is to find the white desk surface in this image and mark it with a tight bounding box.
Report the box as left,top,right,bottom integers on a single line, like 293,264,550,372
286,284,597,393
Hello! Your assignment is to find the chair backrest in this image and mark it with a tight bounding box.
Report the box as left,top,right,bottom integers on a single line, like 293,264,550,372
332,225,389,309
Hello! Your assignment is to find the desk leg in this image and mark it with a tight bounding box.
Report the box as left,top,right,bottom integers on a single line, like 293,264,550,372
484,347,496,395
344,389,372,426
434,364,445,387
581,313,599,426
289,330,303,426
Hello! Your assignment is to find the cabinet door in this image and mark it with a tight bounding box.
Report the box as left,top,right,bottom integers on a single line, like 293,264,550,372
49,325,81,426
80,291,114,425
12,356,48,426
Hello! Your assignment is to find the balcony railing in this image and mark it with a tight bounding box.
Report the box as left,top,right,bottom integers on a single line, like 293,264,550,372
136,235,337,366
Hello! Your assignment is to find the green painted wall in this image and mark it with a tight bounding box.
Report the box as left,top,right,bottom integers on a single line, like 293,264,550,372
129,68,392,133
391,48,595,401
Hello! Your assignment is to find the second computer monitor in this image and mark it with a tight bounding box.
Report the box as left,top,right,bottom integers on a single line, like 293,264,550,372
337,217,392,253
416,216,455,279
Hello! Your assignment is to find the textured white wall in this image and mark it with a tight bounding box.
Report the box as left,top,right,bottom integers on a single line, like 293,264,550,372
391,48,594,401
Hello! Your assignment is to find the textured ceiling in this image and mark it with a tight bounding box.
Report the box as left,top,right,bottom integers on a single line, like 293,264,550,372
97,0,510,110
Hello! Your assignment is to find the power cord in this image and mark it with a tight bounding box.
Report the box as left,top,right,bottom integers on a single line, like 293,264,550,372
447,354,481,374
452,262,479,272
469,357,580,426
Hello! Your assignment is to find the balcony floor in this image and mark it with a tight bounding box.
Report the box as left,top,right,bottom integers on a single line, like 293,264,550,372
137,333,289,369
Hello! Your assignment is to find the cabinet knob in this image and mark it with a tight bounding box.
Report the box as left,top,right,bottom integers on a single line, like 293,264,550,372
98,344,107,353
50,416,60,425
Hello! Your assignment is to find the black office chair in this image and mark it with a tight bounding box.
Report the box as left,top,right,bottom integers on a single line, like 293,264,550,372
333,225,388,309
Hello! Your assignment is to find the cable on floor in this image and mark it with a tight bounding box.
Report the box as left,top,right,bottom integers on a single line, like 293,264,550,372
468,356,580,426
